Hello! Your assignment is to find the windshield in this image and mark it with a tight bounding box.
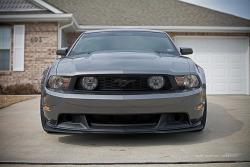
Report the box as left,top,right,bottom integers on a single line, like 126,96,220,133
69,31,179,57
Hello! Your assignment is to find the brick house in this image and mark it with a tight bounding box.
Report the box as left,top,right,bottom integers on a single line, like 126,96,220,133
0,0,250,94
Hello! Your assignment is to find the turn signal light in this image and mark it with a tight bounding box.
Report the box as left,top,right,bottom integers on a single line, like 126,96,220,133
175,77,184,86
197,104,203,109
62,78,71,83
62,77,71,88
62,83,69,87
44,106,50,110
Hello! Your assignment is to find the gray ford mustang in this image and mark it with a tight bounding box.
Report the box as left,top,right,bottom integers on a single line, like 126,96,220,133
40,29,207,134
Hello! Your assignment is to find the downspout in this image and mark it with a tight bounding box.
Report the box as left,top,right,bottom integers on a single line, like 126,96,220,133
58,20,74,49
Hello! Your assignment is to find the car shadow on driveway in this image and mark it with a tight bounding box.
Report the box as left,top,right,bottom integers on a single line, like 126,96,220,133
58,102,243,147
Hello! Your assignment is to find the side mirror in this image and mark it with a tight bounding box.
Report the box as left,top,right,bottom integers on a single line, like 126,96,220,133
56,47,68,57
180,47,193,55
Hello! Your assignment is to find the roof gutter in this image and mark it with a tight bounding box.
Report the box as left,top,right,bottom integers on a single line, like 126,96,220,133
0,14,73,22
77,26,250,33
57,16,79,49
58,21,74,49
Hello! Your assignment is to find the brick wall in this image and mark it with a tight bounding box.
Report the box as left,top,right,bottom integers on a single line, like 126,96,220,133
67,32,81,48
0,22,58,91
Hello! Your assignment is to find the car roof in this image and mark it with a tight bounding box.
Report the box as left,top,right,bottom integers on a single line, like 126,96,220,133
84,29,166,34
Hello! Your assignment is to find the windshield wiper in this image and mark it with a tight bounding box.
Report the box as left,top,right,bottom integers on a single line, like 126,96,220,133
154,51,168,54
154,51,175,57
70,51,93,56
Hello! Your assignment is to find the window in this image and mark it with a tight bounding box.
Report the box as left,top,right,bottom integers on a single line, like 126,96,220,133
0,27,11,71
69,31,179,57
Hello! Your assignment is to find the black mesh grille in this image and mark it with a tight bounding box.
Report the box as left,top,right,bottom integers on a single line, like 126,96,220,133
98,76,148,90
75,75,172,91
86,114,161,125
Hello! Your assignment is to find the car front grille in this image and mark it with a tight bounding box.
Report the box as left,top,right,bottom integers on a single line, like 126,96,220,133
74,75,172,91
98,76,149,90
86,114,161,125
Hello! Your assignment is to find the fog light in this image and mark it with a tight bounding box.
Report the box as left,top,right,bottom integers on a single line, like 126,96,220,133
147,76,165,90
82,77,98,90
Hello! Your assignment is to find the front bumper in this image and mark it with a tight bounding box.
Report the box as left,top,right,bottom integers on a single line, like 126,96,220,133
42,88,206,133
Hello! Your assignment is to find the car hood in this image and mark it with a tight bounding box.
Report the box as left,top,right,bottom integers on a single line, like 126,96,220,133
56,52,191,75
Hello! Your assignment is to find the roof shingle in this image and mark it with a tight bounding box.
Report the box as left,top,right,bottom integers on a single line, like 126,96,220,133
45,0,250,27
0,0,46,11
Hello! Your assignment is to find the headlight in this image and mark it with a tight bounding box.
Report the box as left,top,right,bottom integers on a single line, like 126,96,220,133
82,77,98,90
147,76,165,90
175,75,200,88
47,76,71,89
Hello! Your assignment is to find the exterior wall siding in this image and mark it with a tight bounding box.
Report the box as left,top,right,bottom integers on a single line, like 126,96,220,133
0,22,58,91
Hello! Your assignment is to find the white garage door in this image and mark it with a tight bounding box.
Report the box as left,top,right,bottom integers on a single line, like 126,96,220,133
175,36,249,94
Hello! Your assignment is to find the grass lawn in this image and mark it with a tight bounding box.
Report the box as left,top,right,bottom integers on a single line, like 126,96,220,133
0,95,38,109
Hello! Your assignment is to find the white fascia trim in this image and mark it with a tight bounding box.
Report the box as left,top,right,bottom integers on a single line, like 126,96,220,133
0,14,73,22
77,26,250,33
0,9,46,12
72,16,80,30
33,0,63,14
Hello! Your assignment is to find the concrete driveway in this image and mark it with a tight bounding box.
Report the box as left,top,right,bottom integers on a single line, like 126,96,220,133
0,95,249,166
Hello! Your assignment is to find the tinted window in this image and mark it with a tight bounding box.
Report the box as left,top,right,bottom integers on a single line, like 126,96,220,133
69,31,179,57
0,27,11,71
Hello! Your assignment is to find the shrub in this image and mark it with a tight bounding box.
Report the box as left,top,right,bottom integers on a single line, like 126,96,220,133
0,85,3,94
3,84,40,95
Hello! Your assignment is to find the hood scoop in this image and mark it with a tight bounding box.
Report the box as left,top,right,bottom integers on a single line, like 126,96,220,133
90,52,159,60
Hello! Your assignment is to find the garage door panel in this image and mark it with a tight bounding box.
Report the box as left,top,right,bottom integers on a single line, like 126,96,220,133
175,36,248,94
213,69,226,77
229,68,243,78
228,38,248,52
192,39,209,52
229,82,244,93
214,83,227,91
208,38,228,51
196,53,210,63
228,54,243,64
212,54,226,63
